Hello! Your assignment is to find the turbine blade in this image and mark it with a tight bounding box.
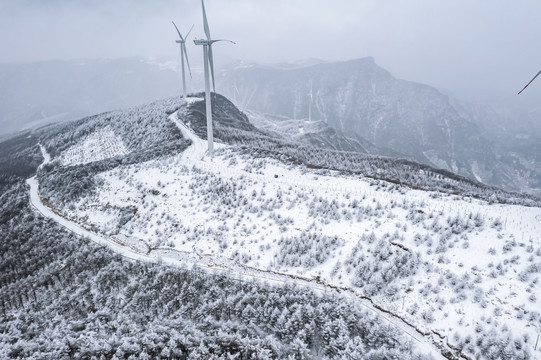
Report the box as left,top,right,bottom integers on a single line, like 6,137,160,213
201,0,211,40
182,43,192,78
211,39,236,45
208,45,216,94
185,24,194,39
518,70,541,94
172,21,184,41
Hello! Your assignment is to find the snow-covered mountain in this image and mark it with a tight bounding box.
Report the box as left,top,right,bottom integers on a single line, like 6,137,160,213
3,57,539,195
5,93,536,359
452,98,541,194
218,58,540,196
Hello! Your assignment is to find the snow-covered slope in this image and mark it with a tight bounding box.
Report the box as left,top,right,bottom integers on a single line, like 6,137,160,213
245,110,373,154
34,95,541,359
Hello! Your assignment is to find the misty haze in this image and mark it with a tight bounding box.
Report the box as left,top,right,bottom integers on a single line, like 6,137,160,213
1,1,541,359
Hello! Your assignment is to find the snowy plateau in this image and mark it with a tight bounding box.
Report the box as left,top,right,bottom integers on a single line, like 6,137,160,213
8,94,541,359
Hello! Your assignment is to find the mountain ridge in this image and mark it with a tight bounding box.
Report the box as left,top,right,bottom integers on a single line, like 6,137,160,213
1,94,540,358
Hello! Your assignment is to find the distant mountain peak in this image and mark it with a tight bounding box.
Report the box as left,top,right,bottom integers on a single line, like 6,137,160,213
217,58,540,195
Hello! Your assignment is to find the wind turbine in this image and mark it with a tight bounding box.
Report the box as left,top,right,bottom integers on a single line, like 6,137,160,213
193,0,235,156
172,21,193,100
518,70,541,94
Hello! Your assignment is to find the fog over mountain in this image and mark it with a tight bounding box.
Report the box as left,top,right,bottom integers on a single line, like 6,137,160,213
2,1,541,195
2,2,541,358
0,59,182,135
2,0,541,102
1,56,539,195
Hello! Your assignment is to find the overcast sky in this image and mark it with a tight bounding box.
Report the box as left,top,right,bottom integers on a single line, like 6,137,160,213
1,0,541,101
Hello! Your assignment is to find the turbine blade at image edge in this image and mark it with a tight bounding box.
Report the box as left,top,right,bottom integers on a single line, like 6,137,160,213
518,70,541,94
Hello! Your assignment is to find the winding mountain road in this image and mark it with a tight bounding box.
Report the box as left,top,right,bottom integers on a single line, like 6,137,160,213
26,111,451,360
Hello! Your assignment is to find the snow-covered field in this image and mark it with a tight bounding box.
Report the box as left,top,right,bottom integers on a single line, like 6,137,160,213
38,108,541,359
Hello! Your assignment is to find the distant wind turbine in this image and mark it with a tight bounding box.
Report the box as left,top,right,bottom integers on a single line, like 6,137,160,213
518,70,541,95
193,0,235,156
172,21,194,100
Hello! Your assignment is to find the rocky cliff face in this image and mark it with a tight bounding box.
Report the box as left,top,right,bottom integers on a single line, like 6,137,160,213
219,58,538,195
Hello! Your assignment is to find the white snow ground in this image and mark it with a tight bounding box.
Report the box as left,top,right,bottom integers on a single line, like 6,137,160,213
28,142,447,360
30,108,541,359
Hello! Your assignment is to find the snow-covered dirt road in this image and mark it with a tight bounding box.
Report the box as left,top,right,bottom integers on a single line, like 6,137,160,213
27,126,450,360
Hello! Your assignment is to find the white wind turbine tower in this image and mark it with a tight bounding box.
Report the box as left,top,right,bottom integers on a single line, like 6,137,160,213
193,0,235,156
172,21,194,100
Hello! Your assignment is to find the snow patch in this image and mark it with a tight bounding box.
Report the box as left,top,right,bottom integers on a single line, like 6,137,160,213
470,160,483,183
185,97,204,105
58,126,129,166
